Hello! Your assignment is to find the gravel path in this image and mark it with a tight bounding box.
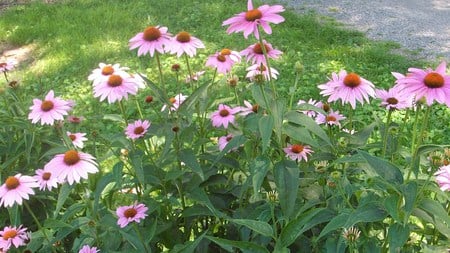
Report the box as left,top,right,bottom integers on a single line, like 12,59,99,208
275,0,450,61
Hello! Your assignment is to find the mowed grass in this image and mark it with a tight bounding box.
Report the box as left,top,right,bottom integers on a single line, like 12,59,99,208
0,0,426,115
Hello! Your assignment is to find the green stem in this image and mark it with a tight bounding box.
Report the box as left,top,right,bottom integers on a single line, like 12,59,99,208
184,54,194,92
381,109,393,157
256,26,278,98
288,72,300,111
24,202,57,253
132,223,150,253
408,105,432,180
155,52,165,91
3,71,9,83
118,100,129,126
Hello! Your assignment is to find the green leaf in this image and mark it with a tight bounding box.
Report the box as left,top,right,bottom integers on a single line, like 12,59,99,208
384,194,401,223
119,229,146,252
178,80,211,115
187,189,226,219
278,208,334,248
401,181,417,218
129,150,145,185
93,173,114,215
274,160,299,219
249,156,271,197
171,231,206,253
140,74,168,107
206,236,269,253
387,223,410,253
285,111,331,146
283,124,318,147
180,148,204,180
358,150,403,184
349,122,376,146
54,183,74,218
317,210,351,241
44,219,72,229
230,218,274,238
348,201,387,225
259,115,274,154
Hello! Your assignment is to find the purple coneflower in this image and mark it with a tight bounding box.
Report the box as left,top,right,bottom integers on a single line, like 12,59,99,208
205,48,241,74
79,245,100,253
28,90,72,125
67,132,88,149
318,70,375,109
315,110,346,127
211,104,241,129
0,225,29,251
125,120,151,140
240,41,282,66
129,25,172,57
116,202,148,228
0,174,38,208
222,0,285,39
93,73,139,103
166,31,205,58
435,165,450,191
283,144,313,162
34,169,58,191
246,64,279,81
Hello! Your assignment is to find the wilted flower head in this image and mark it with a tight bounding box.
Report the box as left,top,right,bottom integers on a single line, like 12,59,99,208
116,202,148,228
0,225,29,251
0,174,38,207
129,25,172,57
222,0,285,39
238,100,259,116
28,90,72,125
342,226,361,243
318,70,375,109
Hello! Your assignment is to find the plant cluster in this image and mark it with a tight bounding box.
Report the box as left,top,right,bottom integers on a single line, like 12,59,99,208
0,0,449,252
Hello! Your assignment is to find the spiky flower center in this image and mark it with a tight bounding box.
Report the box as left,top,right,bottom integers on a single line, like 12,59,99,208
226,136,233,141
42,172,51,181
176,31,191,43
253,43,270,55
245,9,262,21
143,26,161,41
343,73,361,88
216,54,227,62
69,134,76,141
108,75,123,87
169,97,177,104
386,97,398,105
252,104,259,113
5,176,20,190
134,126,145,135
40,100,54,112
220,48,231,55
326,115,337,122
257,65,267,72
63,150,80,166
291,144,304,154
101,66,114,75
424,72,444,88
124,208,137,218
219,109,230,117
3,230,17,240
0,63,6,68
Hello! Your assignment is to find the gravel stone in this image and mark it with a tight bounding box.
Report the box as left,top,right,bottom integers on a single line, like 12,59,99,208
273,0,450,61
